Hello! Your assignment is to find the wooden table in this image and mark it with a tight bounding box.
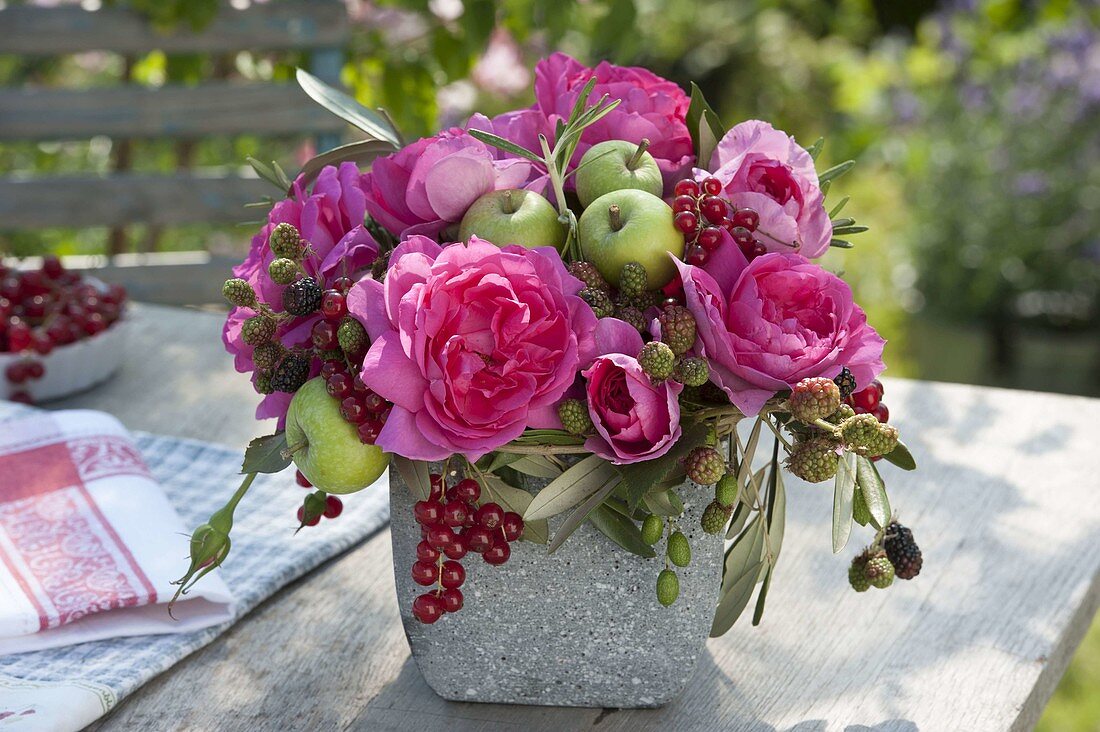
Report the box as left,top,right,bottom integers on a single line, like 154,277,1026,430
70,304,1100,731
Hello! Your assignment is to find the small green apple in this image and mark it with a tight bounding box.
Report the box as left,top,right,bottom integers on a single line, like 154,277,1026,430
578,189,684,287
458,189,566,251
285,377,388,494
575,139,664,208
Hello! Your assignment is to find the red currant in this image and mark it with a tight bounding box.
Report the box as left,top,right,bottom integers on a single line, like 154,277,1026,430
701,177,723,196
730,226,754,248
453,478,480,504
413,592,445,624
442,532,467,560
416,540,440,562
440,560,465,589
411,560,438,586
321,290,347,320
357,419,383,444
8,391,33,405
851,387,880,411
731,208,760,231
871,379,884,398
326,372,352,400
311,320,339,350
426,525,456,552
363,392,387,413
428,474,444,502
7,321,31,352
295,470,312,488
482,539,511,565
475,503,505,529
31,333,53,356
749,242,767,259
464,526,494,554
414,500,444,526
442,499,469,528
296,505,320,527
700,196,728,224
697,227,722,251
872,403,890,423
440,587,463,613
321,359,345,381
323,495,343,519
685,244,709,266
340,396,367,423
42,255,64,279
501,512,524,542
5,362,27,384
673,211,698,234
673,179,700,197
333,276,354,293
672,195,697,214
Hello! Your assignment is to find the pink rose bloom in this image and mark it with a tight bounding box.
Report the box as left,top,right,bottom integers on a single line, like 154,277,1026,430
582,320,683,465
533,53,695,191
675,251,885,416
223,163,379,426
703,120,832,258
362,115,539,239
348,236,598,461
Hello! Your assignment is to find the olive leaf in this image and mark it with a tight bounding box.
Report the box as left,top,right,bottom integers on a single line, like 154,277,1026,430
295,140,396,191
296,68,402,147
240,432,290,475
525,454,616,521
479,473,548,544
711,514,767,636
642,489,684,517
619,422,708,510
546,470,621,553
392,455,430,502
509,455,564,480
855,455,891,529
832,451,858,553
686,82,725,166
883,440,917,470
588,505,656,558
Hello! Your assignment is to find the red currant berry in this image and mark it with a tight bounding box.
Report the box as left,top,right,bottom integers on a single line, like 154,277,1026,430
482,539,511,565
323,495,343,519
31,332,53,356
42,255,64,279
428,477,444,502
731,208,760,232
426,525,456,552
296,505,320,527
357,419,383,444
701,177,723,196
673,211,698,234
672,195,697,214
851,387,880,411
321,290,347,320
697,227,722,251
442,532,467,560
442,499,469,528
440,560,465,589
475,503,505,529
326,372,352,400
872,403,890,423
411,560,438,586
416,540,440,562
673,179,700,197
413,500,444,526
363,392,387,413
295,470,312,488
5,362,27,384
870,379,884,398
333,276,354,293
7,322,31,352
412,592,445,624
340,397,367,423
501,512,524,542
749,242,767,259
730,226,754,248
453,478,480,504
311,320,339,350
700,196,728,224
464,526,495,554
685,244,709,266
83,313,106,336
321,359,345,381
8,391,33,405
440,587,464,613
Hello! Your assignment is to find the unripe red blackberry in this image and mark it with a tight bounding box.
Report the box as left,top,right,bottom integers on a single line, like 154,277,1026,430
270,353,311,393
568,261,610,291
674,356,709,387
557,399,594,436
786,436,839,483
639,341,676,380
269,222,303,259
701,500,733,534
659,305,697,355
619,261,648,300
839,414,899,458
580,286,614,318
337,317,369,357
884,521,923,580
685,446,726,485
848,555,871,592
614,305,647,333
251,340,285,370
834,366,858,399
223,278,256,308
789,377,842,424
268,258,299,286
864,551,895,589
282,276,322,316
242,314,276,346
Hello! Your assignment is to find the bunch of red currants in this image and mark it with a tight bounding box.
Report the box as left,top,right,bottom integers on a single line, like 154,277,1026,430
318,356,391,446
846,378,889,424
410,474,524,624
671,178,765,267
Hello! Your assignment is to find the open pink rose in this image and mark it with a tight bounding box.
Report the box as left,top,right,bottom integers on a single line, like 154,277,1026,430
675,251,885,416
582,319,683,464
223,164,379,427
704,120,832,258
533,53,695,191
348,236,597,461
363,115,539,239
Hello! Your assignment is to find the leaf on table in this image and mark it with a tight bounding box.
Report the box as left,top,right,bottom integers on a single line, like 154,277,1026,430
832,451,857,553
240,431,290,475
883,440,917,470
855,455,891,529
480,474,548,544
392,455,431,501
589,505,656,558
296,69,402,147
525,454,615,521
546,470,621,553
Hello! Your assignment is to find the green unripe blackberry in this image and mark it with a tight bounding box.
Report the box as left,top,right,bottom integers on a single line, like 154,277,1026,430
666,530,691,567
619,262,648,300
656,568,679,607
714,474,738,508
834,366,858,399
269,222,303,259
848,555,871,592
852,487,872,526
282,276,322,316
254,372,274,395
839,414,899,458
268,258,299,285
684,446,726,485
567,261,610,291
614,305,647,333
579,287,614,318
337,317,369,357
223,278,256,308
658,305,697,355
789,377,842,424
701,500,733,534
786,436,839,483
826,403,857,425
557,399,594,436
864,552,895,589
674,357,709,387
251,340,285,370
639,341,675,380
317,348,344,361
242,314,276,346
641,514,664,546
270,353,311,393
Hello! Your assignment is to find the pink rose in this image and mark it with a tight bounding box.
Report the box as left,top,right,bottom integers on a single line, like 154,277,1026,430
348,236,598,461
533,53,695,191
363,116,539,239
222,163,379,426
675,251,885,416
582,320,683,464
704,120,832,258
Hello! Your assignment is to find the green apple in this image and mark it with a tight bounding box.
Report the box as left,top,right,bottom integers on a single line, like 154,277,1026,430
458,189,566,251
285,377,388,494
575,139,664,208
578,189,684,287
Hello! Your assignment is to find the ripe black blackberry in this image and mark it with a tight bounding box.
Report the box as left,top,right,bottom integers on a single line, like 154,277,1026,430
834,366,858,399
282,276,322,316
884,521,923,580
270,353,311,393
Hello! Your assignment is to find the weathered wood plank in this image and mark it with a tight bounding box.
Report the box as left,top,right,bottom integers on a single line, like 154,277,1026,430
0,174,275,228
44,306,1100,732
0,82,346,141
0,1,348,56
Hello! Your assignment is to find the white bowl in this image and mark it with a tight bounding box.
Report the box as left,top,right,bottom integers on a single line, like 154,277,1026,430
0,316,129,402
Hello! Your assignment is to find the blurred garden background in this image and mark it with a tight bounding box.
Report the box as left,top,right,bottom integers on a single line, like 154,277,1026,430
1,0,1097,727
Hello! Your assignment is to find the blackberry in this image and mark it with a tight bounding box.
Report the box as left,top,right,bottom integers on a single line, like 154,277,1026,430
674,357,709,387
656,568,679,607
659,306,697,355
254,372,274,395
839,414,898,458
825,403,856,425
685,446,726,485
834,367,858,399
269,222,303,259
282,276,322,316
268,258,299,286
619,262,648,300
789,377,842,424
666,530,691,567
848,555,871,593
222,278,256,308
786,436,839,483
864,552,895,589
557,399,594,436
884,521,923,580
241,314,276,346
579,287,614,318
270,353,311,393
614,305,647,333
252,340,285,370
639,341,675,380
701,500,733,534
568,261,610,291
337,317,369,357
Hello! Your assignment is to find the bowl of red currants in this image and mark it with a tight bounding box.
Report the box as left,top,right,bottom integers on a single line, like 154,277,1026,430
1,256,129,405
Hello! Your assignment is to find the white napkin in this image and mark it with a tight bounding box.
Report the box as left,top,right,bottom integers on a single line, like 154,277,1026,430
0,410,234,654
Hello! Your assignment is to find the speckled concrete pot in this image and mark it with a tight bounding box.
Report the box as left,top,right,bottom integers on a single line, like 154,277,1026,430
389,460,724,709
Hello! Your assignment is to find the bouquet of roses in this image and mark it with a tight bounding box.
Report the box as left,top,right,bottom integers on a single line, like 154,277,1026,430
175,53,921,638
